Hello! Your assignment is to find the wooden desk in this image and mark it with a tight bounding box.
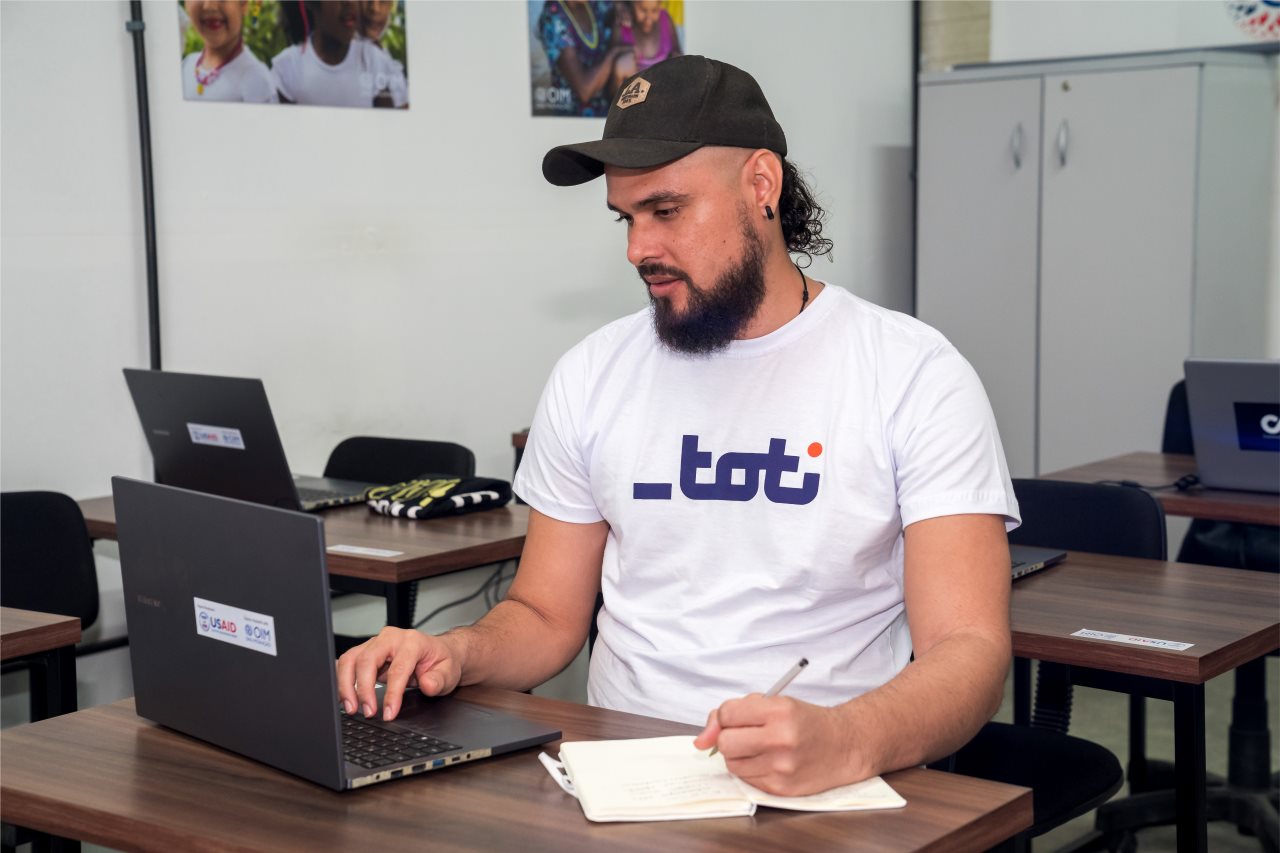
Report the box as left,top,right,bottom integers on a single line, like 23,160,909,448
0,607,81,720
1043,451,1280,526
1010,553,1280,853
0,687,1033,852
78,497,529,629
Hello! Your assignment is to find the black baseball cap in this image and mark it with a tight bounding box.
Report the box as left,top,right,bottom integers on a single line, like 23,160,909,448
542,55,787,187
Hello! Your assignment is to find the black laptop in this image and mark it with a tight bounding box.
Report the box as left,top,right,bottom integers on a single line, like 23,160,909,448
113,477,560,791
1010,544,1067,581
124,368,375,511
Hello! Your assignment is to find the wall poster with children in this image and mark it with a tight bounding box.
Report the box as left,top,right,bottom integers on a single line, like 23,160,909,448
179,1,409,109
529,1,685,117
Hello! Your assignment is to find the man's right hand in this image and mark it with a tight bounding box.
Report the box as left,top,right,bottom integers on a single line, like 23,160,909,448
335,627,464,722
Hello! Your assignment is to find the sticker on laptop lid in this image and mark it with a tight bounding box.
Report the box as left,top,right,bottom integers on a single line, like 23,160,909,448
187,423,246,450
1071,629,1193,651
327,544,404,558
194,597,277,656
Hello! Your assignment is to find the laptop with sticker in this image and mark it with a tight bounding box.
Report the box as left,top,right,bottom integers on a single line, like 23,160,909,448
123,368,375,511
113,477,560,791
1184,358,1280,494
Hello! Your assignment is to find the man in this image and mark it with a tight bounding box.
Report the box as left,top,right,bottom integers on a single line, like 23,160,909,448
338,55,1018,797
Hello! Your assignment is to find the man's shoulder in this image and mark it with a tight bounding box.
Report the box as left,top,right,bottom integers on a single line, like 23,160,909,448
574,306,652,353
819,285,952,363
548,307,652,380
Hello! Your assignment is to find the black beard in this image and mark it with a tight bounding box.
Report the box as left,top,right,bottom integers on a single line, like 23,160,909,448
643,217,767,356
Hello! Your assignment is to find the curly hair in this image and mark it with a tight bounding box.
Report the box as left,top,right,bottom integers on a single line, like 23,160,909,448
778,159,834,267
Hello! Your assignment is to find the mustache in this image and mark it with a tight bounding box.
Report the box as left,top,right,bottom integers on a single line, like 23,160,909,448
637,264,690,285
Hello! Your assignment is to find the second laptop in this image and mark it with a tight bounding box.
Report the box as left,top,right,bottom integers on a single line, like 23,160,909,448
124,368,375,511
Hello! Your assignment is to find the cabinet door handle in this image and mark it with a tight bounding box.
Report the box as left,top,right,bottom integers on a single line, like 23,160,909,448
1011,122,1023,170
1057,120,1069,167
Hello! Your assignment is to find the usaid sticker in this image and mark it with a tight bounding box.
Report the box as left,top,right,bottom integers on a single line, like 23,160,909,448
187,423,246,450
194,597,278,656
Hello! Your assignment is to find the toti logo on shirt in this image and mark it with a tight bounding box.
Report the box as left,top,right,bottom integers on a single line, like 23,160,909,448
633,435,823,505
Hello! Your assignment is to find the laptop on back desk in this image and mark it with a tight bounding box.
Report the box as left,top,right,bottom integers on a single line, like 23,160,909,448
124,368,375,511
1184,358,1280,494
112,476,560,791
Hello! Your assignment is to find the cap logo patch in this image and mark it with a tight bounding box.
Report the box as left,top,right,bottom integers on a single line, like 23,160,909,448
617,77,651,109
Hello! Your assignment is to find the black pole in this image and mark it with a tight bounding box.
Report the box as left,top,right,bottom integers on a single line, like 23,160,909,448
909,0,920,318
127,1,161,370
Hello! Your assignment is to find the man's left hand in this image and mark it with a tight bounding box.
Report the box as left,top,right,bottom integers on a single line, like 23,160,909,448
693,694,867,796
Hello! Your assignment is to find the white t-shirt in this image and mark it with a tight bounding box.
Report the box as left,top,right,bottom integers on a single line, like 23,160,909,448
270,39,407,108
182,49,278,103
514,284,1019,725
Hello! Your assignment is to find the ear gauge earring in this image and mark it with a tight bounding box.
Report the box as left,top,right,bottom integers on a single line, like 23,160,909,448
764,205,775,221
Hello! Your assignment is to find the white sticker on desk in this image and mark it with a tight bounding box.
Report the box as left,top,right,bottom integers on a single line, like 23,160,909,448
193,597,278,656
327,544,404,558
1072,629,1194,651
187,423,245,450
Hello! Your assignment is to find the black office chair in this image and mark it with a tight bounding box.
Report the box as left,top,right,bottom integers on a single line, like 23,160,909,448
940,723,1124,853
0,491,130,718
1081,382,1280,851
324,437,475,489
324,437,476,656
932,480,1161,853
1009,478,1167,746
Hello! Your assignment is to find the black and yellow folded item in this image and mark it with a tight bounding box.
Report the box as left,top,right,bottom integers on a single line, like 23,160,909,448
365,476,512,519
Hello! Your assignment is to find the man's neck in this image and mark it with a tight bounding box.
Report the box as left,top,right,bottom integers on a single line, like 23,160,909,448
738,252,824,341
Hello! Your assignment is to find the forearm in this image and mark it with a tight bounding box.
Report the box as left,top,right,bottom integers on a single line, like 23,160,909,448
441,594,588,692
836,630,1009,779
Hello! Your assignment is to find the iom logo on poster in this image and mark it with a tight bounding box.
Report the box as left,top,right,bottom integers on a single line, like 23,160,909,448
1226,0,1280,38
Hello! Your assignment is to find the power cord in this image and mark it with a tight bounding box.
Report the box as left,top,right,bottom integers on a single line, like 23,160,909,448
412,561,517,630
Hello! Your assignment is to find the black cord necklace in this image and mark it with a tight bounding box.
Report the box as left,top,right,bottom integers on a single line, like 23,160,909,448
796,262,809,314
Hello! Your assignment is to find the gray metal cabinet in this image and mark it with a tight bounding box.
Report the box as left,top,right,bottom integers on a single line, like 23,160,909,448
917,50,1276,477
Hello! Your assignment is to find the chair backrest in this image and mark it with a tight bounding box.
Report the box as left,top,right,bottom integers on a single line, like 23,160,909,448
1,491,100,627
1010,479,1167,560
1162,379,1194,455
323,437,476,484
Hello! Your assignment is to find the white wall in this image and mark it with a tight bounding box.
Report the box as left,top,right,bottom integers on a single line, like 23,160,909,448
2,0,913,497
989,0,1280,357
0,0,912,712
990,0,1259,61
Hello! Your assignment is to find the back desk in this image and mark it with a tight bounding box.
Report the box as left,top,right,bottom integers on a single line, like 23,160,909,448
78,496,529,628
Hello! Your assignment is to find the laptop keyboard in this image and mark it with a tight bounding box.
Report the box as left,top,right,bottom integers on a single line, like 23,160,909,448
298,486,359,503
341,714,461,769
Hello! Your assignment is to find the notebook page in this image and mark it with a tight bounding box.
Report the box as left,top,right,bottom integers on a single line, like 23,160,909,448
559,736,754,821
737,775,907,812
